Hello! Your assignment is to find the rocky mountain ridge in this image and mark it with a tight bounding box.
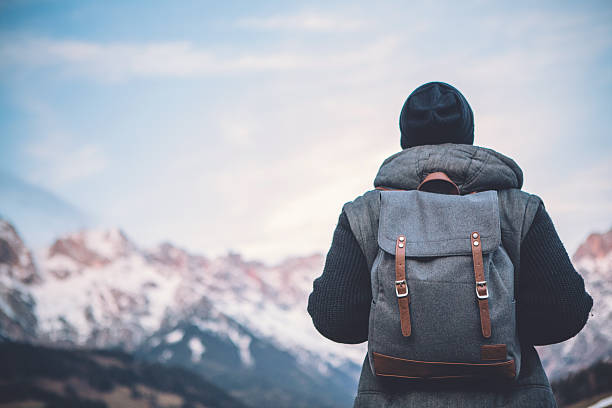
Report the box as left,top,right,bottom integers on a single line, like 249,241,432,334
537,227,612,380
0,221,38,341
0,219,363,407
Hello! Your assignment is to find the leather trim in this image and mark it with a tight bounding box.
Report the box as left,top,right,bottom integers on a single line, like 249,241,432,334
375,186,403,191
481,344,507,361
417,172,460,195
395,236,411,336
373,352,516,380
471,232,492,338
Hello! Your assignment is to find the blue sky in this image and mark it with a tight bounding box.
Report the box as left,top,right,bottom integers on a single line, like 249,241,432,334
0,0,611,262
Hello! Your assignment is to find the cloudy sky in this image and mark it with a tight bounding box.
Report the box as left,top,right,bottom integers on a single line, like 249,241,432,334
0,0,610,263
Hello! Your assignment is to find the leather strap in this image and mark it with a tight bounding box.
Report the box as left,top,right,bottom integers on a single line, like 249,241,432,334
373,352,516,380
395,235,411,337
375,186,404,191
417,172,460,195
471,232,491,338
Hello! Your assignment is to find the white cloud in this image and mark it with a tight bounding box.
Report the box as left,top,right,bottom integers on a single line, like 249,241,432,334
1,39,217,80
0,36,398,82
0,38,311,81
236,12,366,32
219,121,255,149
25,133,108,187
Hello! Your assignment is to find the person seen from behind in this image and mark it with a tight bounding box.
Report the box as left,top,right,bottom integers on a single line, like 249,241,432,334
307,82,593,407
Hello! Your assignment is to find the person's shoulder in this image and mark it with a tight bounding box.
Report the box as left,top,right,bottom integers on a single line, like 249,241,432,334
497,188,543,208
341,189,381,214
497,189,545,242
340,190,382,267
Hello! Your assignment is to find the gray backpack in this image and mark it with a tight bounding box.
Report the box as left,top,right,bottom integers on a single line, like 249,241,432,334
368,173,521,380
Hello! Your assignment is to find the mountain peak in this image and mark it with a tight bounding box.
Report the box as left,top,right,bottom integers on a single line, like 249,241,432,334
0,219,39,340
147,241,208,270
0,219,39,284
572,227,612,262
46,228,137,273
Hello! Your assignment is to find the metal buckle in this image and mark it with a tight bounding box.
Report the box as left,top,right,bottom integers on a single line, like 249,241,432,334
395,280,409,298
476,281,489,299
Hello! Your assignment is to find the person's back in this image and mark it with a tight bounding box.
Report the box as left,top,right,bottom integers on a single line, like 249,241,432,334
307,82,593,407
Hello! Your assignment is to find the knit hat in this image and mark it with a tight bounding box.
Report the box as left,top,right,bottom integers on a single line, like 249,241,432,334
399,82,474,149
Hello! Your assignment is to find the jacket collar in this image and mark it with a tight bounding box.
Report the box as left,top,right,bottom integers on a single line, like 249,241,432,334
373,144,523,194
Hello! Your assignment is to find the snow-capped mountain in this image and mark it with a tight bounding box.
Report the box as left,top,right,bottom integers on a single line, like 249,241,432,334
0,220,38,341
32,227,365,366
0,219,364,407
537,227,612,380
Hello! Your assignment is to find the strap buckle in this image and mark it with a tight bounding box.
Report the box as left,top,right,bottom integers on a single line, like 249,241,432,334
476,281,489,299
395,280,409,298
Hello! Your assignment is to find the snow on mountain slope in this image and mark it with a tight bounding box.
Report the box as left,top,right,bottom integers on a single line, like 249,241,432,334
538,227,612,380
0,221,39,285
30,227,365,374
0,220,38,340
193,252,366,370
137,307,359,408
32,232,184,347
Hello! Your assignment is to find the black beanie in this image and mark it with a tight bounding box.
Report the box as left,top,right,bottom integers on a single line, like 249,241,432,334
399,82,474,149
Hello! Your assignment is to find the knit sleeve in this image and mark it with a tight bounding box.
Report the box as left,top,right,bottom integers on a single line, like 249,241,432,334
307,211,371,344
517,203,593,346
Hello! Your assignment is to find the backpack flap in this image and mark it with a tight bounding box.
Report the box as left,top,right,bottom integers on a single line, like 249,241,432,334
378,190,501,257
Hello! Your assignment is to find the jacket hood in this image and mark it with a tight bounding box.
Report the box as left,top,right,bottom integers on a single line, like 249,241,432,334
374,144,523,194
